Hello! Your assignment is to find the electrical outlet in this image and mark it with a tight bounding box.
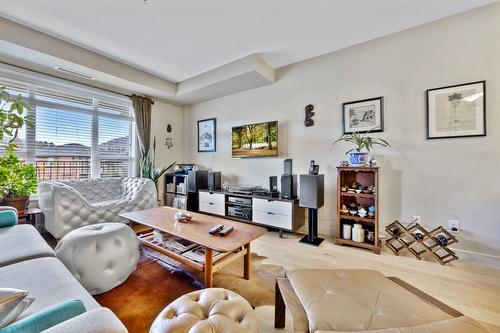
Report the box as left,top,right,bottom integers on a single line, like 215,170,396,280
412,215,422,224
448,220,460,233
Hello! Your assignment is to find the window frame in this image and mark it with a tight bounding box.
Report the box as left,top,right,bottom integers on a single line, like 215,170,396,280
0,63,136,181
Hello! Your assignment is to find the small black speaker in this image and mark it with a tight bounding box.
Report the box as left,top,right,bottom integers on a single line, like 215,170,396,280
299,174,324,209
207,171,221,190
281,174,297,199
187,170,208,192
269,176,278,193
283,159,293,175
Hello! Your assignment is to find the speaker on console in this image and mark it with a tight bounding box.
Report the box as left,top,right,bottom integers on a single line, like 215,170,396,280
299,174,324,209
207,171,221,190
281,174,297,199
283,159,293,175
187,170,208,192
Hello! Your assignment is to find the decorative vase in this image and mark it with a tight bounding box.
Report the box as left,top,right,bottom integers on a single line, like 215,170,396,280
352,224,365,242
348,151,369,167
343,224,352,240
3,196,29,215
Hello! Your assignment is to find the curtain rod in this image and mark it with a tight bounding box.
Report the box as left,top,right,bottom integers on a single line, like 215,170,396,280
1,61,154,104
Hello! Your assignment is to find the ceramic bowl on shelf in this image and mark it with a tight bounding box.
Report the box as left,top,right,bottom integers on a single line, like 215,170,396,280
349,209,358,216
355,189,362,193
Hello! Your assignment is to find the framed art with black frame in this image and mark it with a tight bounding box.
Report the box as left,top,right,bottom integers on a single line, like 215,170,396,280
342,96,384,134
426,81,486,139
197,118,216,152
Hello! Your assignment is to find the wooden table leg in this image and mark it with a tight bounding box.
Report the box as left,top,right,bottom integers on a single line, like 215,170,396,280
205,247,213,288
244,243,250,280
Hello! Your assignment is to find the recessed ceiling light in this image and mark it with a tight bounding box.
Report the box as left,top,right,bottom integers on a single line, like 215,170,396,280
53,66,96,80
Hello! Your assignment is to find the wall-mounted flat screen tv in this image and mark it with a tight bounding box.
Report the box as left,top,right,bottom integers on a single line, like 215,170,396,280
232,121,278,158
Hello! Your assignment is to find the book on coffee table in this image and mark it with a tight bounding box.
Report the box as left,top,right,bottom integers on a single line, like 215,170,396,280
183,245,228,263
153,229,197,253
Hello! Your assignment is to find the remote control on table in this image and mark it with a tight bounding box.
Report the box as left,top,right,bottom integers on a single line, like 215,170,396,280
209,224,224,235
219,226,234,236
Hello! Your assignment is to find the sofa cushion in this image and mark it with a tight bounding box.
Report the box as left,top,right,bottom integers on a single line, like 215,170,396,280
286,269,453,332
0,210,17,228
0,300,86,333
0,258,99,321
42,308,128,333
0,225,55,267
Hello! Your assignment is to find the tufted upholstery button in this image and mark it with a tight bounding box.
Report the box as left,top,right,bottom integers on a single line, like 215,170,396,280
150,288,258,333
55,222,139,295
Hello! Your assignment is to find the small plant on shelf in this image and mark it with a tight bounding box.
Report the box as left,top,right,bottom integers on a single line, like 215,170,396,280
333,130,390,167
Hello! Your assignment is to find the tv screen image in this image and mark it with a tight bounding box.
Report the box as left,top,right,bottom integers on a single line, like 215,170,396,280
232,121,278,158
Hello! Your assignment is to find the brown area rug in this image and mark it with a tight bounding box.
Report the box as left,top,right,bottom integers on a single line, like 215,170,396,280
95,246,284,333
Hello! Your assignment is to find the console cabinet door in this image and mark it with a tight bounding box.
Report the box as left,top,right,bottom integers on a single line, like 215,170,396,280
252,198,293,230
199,192,225,216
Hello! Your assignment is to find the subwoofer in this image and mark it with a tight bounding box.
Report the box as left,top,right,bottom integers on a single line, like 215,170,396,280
187,170,208,192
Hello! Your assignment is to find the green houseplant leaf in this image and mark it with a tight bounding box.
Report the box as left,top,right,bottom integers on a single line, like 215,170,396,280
140,137,176,189
333,128,390,155
0,150,37,198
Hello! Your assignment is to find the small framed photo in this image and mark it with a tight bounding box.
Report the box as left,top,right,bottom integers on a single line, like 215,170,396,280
342,97,384,134
426,81,486,139
197,118,216,152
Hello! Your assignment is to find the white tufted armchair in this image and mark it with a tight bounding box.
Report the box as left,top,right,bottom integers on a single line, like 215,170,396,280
38,177,157,239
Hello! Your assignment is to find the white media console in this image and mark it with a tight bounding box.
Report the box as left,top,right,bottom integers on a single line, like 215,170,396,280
198,189,305,236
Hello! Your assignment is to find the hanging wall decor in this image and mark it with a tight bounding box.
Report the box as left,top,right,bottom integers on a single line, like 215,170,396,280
197,118,216,152
426,81,486,139
342,97,384,134
304,104,315,127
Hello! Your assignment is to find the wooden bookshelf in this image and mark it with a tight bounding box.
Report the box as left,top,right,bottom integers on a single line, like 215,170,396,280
335,167,380,254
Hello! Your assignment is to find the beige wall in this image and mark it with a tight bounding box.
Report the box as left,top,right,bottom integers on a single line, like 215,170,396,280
182,3,500,256
151,101,184,203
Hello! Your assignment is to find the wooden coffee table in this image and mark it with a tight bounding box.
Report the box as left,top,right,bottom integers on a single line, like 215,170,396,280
120,206,267,288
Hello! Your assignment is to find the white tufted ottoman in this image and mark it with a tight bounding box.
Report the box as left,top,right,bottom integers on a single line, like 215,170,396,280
150,288,258,333
55,222,139,295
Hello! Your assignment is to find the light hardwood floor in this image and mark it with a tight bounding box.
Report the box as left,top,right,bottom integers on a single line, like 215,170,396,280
251,231,500,333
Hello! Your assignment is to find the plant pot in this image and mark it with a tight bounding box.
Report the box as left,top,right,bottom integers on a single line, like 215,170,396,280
3,196,29,215
348,151,369,167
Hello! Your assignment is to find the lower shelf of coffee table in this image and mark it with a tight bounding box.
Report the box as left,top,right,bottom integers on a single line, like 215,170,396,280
138,232,247,273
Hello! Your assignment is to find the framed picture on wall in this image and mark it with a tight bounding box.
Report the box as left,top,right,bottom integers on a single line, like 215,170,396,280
426,81,486,139
197,118,216,152
342,96,384,134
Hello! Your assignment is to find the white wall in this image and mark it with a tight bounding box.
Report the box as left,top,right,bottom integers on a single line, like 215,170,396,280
182,3,500,256
150,101,184,203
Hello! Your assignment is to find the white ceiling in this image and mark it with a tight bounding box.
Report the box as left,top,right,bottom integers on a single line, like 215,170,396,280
0,0,496,83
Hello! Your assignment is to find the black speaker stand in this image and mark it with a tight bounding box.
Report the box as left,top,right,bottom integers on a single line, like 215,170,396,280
299,208,324,246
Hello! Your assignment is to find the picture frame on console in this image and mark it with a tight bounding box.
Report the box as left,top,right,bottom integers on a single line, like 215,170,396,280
198,118,217,152
426,81,486,139
342,96,384,134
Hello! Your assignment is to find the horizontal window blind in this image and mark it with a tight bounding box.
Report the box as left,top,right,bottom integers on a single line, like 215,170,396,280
0,64,136,182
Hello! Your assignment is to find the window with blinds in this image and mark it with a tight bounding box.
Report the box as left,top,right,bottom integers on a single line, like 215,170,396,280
0,64,136,182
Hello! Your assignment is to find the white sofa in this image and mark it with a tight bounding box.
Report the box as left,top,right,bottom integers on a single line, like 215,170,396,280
38,177,157,239
0,207,127,332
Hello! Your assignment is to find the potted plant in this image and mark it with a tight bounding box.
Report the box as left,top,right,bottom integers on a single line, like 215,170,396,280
0,86,30,150
333,131,390,167
0,150,37,214
0,86,34,213
140,137,176,190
